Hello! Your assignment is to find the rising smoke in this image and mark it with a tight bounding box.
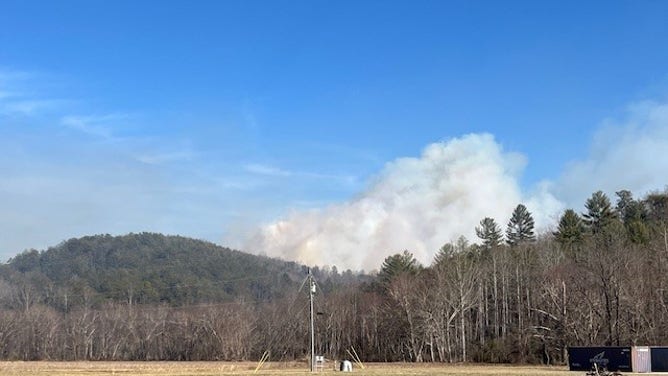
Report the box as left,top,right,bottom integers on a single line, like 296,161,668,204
249,100,668,271
249,133,561,271
557,100,668,205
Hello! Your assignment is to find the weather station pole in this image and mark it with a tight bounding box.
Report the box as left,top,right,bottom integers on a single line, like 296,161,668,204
308,268,315,373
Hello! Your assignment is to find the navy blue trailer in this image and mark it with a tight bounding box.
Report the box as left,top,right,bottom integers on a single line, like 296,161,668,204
567,347,632,372
651,347,668,371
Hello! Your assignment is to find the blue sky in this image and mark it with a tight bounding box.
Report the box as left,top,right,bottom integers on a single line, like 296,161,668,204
2,1,668,267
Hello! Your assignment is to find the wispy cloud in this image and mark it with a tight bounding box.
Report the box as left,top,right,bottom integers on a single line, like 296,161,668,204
0,70,34,82
244,163,357,185
60,113,131,139
245,163,293,177
134,150,195,165
0,68,67,116
0,91,14,100
1,99,66,116
301,171,358,184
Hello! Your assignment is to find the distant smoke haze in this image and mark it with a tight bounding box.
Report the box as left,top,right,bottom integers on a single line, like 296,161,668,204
249,100,668,271
557,100,668,205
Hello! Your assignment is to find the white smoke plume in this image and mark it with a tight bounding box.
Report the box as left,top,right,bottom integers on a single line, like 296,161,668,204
249,99,668,271
557,100,668,206
249,133,556,271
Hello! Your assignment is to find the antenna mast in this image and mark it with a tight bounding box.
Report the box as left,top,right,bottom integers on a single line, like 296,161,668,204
308,268,315,372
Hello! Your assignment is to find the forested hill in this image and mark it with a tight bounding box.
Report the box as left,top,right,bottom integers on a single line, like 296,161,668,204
0,189,667,363
0,233,351,308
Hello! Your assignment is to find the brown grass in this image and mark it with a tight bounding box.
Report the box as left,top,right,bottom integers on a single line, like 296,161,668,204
0,361,575,376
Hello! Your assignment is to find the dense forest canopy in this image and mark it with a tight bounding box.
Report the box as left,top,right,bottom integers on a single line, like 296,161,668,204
1,233,354,307
1,188,668,363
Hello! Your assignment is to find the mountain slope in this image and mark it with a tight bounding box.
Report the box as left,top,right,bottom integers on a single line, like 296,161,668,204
1,232,313,307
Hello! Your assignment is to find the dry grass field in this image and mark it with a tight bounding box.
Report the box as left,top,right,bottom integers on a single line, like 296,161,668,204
0,361,576,376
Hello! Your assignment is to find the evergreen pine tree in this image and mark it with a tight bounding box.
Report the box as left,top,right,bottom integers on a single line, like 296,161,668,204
583,191,616,233
554,209,585,258
506,204,535,246
616,190,649,244
554,209,585,245
475,217,503,250
377,250,420,289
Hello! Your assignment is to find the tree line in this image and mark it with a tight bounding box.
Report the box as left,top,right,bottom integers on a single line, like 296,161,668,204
0,189,667,363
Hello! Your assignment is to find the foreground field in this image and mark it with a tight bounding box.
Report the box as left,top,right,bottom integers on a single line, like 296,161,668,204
0,361,575,376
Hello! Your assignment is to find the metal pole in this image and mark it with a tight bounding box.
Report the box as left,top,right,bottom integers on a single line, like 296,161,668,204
309,270,315,372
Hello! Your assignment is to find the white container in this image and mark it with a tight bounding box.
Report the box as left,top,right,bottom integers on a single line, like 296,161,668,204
632,346,651,373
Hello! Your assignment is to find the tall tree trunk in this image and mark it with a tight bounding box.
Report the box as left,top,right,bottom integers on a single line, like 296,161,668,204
493,256,499,338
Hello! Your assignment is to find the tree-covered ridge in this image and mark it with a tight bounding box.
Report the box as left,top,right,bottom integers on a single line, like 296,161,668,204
371,188,668,364
1,188,668,363
1,233,334,307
